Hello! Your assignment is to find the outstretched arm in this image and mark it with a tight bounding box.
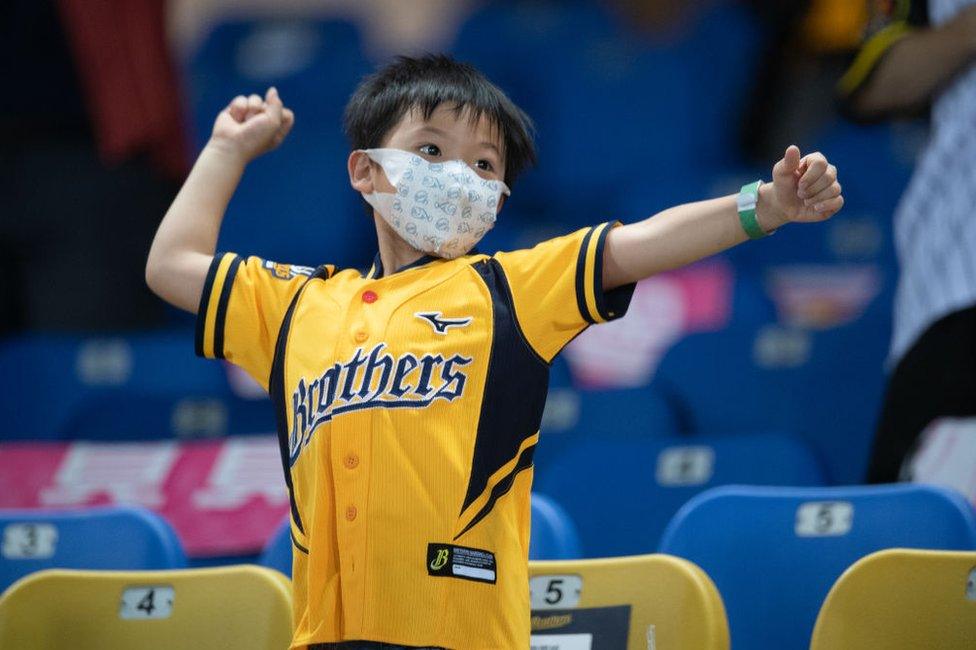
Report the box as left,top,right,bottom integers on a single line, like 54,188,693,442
145,88,294,313
602,146,843,290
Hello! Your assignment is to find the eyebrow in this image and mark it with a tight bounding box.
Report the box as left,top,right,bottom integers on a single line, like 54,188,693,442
416,125,449,137
480,141,502,156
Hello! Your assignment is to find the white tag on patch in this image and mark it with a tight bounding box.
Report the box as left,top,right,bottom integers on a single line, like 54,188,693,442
530,633,593,650
530,575,583,609
795,501,853,537
119,586,175,620
656,446,714,486
2,523,58,559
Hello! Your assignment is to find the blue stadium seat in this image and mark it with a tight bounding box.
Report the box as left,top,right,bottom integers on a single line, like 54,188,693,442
0,333,275,440
0,506,186,593
534,432,825,558
260,492,583,577
652,326,805,436
259,517,292,577
184,17,375,269
652,308,889,484
534,383,679,471
528,493,582,560
658,484,976,650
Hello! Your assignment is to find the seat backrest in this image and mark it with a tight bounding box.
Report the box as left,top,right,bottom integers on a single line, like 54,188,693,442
259,517,293,577
0,333,276,440
811,548,976,650
528,554,728,650
0,566,292,649
529,493,582,560
659,484,976,650
0,506,186,593
534,432,825,557
652,316,891,485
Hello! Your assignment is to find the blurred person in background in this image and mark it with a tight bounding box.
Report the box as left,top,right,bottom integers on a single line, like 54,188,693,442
742,0,869,160
1,0,188,334
839,0,976,482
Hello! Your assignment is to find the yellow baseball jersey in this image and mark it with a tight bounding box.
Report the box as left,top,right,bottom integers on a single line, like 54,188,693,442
195,222,634,649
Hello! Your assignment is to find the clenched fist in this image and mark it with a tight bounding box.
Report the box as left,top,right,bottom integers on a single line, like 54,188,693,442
209,87,295,163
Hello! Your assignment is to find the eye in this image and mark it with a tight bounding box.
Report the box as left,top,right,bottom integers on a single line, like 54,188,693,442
418,144,441,157
475,159,495,172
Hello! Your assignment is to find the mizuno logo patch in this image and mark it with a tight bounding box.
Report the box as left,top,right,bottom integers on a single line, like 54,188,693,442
416,312,472,334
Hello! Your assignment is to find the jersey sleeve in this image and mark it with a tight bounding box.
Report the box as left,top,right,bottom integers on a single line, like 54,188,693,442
195,253,328,391
838,0,929,114
493,221,636,362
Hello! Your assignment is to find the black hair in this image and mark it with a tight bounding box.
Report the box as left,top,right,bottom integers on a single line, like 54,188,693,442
343,54,536,187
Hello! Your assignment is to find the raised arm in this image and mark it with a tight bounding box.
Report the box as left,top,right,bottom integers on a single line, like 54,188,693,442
840,4,976,120
602,146,843,290
145,87,294,313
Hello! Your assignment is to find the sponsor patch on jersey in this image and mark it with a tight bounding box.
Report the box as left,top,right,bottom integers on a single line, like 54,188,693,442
415,311,473,334
262,260,315,280
427,543,496,584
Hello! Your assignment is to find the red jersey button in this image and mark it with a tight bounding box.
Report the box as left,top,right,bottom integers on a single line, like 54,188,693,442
362,290,378,303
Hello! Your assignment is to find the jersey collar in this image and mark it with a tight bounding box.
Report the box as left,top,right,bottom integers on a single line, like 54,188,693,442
363,249,481,279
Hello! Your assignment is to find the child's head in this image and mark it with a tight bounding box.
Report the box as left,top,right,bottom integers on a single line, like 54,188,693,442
344,54,536,190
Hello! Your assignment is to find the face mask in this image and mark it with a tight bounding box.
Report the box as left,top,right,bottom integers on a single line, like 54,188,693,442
360,148,510,259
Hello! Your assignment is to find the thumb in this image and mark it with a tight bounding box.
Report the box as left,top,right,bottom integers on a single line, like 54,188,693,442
783,145,801,174
773,144,801,182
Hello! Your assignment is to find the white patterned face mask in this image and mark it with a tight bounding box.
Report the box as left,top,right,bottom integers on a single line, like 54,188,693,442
360,148,510,259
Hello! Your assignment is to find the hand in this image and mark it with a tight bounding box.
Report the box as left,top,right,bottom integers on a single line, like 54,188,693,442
208,87,295,163
759,145,844,229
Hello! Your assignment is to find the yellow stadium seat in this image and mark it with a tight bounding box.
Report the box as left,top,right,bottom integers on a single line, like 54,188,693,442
528,554,729,650
811,549,976,650
0,565,292,650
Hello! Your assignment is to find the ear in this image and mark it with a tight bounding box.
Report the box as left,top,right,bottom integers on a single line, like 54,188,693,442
348,150,375,194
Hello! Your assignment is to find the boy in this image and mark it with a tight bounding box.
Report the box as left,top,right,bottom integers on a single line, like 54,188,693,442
146,55,843,650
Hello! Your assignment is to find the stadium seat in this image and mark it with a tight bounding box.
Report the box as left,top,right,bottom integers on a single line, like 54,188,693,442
658,484,976,650
0,333,276,440
528,554,729,650
0,566,292,649
528,493,582,560
260,493,583,577
652,312,890,484
534,384,679,470
810,548,976,650
259,517,292,577
534,433,825,558
0,506,186,593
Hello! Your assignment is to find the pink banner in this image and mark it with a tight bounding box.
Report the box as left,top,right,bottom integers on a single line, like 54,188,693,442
0,437,288,557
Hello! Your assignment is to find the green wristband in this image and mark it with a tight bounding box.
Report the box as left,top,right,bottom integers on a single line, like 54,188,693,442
737,180,770,240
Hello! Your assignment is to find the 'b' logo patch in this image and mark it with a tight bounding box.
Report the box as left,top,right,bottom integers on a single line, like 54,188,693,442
427,543,496,584
430,548,450,571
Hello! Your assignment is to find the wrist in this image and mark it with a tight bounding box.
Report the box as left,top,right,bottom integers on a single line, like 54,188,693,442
756,181,788,232
204,137,251,169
